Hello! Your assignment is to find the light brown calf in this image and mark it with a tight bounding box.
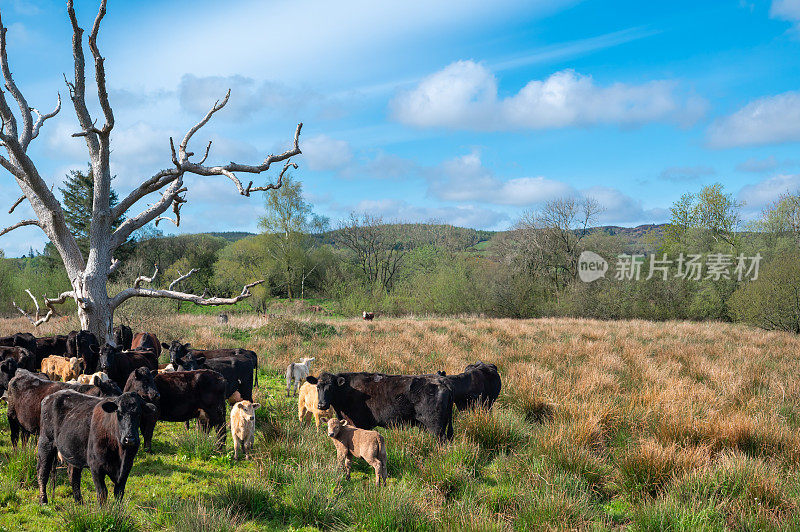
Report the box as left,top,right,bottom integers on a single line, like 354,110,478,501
230,400,260,460
326,418,387,486
298,381,335,428
40,355,84,382
75,371,110,385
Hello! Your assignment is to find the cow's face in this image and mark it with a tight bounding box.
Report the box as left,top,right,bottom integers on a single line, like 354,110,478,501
98,344,119,373
76,331,98,358
164,341,191,366
69,357,82,374
327,418,349,438
307,372,345,411
0,358,17,394
100,392,155,449
124,367,160,404
234,400,260,423
300,357,315,366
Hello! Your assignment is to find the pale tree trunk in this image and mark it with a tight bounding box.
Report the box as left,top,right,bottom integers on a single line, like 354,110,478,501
0,1,302,343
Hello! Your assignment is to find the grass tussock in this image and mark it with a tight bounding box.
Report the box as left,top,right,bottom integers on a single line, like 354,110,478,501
62,502,140,532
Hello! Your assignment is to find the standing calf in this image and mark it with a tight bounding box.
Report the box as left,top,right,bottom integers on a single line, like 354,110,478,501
285,357,315,396
230,400,260,459
326,418,387,486
298,381,335,428
41,355,84,381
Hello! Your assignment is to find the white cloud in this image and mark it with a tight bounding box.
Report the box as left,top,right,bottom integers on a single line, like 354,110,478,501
738,173,800,214
428,151,573,205
302,135,354,171
736,156,782,173
354,199,508,229
583,186,668,225
658,165,715,182
707,91,800,148
391,61,705,131
771,0,800,31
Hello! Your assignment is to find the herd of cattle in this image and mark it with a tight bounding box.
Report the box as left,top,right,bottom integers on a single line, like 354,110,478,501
0,326,502,505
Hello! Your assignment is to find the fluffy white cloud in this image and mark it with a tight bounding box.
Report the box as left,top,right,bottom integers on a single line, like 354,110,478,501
354,199,508,229
428,151,573,205
302,135,354,171
735,156,795,173
738,173,800,214
707,91,800,148
658,165,715,182
391,61,704,130
583,186,668,225
772,0,800,30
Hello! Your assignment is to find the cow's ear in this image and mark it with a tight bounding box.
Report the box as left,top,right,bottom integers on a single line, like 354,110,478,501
437,370,446,376
252,403,261,409
143,403,157,414
90,344,99,353
337,376,345,387
150,370,158,377
183,343,191,349
341,420,348,426
161,342,169,349
305,376,317,385
196,356,205,364
100,401,118,413
308,357,315,362
92,375,101,386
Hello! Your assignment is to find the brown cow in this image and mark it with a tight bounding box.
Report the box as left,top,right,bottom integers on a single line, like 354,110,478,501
131,333,161,359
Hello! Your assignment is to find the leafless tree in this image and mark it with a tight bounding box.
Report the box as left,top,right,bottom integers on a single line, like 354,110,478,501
336,213,411,291
498,197,603,291
0,1,302,342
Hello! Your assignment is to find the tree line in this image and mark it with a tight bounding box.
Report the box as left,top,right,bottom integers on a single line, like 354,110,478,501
1,169,798,333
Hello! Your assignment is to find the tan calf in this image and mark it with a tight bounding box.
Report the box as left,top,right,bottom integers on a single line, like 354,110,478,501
298,381,335,428
75,371,110,385
230,400,260,460
326,418,388,486
41,355,84,382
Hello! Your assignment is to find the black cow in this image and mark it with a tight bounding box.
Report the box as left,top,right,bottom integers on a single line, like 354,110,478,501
113,325,133,351
151,370,228,447
175,353,254,403
0,332,37,354
37,390,155,504
66,330,100,373
0,345,35,371
6,369,121,447
33,335,68,366
164,341,259,388
96,344,157,388
437,362,502,410
306,372,454,440
122,368,161,452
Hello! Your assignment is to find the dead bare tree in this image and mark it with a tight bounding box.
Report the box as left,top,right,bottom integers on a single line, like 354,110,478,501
0,1,301,342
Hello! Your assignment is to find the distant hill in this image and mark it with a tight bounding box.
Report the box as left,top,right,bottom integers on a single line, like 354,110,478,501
202,231,255,242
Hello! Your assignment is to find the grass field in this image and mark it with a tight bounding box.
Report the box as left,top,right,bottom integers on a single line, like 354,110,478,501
1,314,799,530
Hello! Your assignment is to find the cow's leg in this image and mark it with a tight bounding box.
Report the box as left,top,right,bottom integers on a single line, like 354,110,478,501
233,437,241,460
8,414,20,448
37,437,56,504
113,472,130,501
298,403,306,423
92,470,108,505
242,370,253,402
69,465,83,504
210,403,227,450
369,459,382,486
141,414,156,454
313,411,320,428
343,454,352,480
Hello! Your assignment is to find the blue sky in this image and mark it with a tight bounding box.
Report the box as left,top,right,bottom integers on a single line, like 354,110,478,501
2,0,800,256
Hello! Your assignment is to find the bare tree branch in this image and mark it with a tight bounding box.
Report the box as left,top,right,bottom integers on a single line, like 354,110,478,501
13,290,76,326
0,218,40,237
179,90,230,161
27,93,61,146
8,194,23,214
133,264,158,289
110,279,264,310
66,0,100,158
108,257,122,275
87,0,113,135
154,192,186,227
0,11,31,146
168,268,199,291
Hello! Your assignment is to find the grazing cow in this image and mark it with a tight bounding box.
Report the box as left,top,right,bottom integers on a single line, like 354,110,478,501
285,357,315,396
326,418,387,486
164,341,259,388
96,344,157,388
121,368,161,453
362,311,375,321
6,370,121,447
0,345,35,371
37,390,155,504
131,332,161,359
298,381,335,428
230,400,260,460
306,372,454,441
113,325,133,351
66,330,100,373
437,362,502,410
41,355,84,382
175,354,254,403
144,370,228,447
